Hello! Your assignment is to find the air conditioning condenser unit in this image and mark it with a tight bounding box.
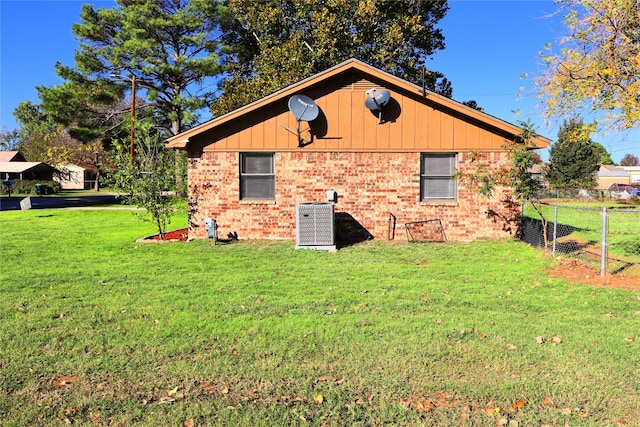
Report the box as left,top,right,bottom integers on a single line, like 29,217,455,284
296,202,336,250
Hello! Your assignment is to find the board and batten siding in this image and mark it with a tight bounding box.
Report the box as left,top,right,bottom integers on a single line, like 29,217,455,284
186,73,512,155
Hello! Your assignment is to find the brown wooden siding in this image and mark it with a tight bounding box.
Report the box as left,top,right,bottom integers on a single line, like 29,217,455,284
192,72,511,154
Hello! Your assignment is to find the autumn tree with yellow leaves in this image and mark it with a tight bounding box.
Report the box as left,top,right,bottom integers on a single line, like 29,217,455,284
537,0,640,132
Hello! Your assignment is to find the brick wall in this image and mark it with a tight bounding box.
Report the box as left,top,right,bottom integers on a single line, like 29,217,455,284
187,151,520,242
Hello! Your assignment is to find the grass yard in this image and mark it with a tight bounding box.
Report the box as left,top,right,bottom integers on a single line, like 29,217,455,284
1,208,639,426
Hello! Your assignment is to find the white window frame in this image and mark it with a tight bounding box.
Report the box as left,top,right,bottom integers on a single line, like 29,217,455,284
420,153,457,201
240,152,275,200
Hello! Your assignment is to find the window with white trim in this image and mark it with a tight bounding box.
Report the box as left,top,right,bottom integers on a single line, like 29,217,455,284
240,152,275,200
420,153,457,200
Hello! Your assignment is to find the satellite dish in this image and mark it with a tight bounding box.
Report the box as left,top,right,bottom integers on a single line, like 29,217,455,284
280,94,319,147
365,88,391,124
288,94,319,122
365,88,390,111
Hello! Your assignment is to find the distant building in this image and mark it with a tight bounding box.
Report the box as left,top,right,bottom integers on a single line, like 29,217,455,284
597,165,631,189
0,151,27,163
621,166,640,184
0,151,58,182
54,163,98,190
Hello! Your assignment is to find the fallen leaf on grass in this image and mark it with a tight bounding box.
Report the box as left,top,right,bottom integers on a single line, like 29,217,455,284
506,343,517,351
220,385,230,395
52,375,78,387
512,400,526,411
184,419,195,427
483,407,499,416
157,396,175,404
314,394,324,404
199,382,216,395
542,396,555,406
616,419,629,425
401,394,436,413
624,337,635,342
402,393,457,413
535,336,546,344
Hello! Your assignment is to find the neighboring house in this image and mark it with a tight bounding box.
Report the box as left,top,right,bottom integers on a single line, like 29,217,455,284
528,163,549,188
0,151,58,182
597,165,631,189
166,59,550,243
0,151,27,163
0,161,58,181
54,162,98,190
621,166,640,184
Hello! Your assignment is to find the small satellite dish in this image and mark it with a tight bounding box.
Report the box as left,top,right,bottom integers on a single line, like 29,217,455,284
288,94,319,122
280,94,319,147
365,88,390,111
365,88,391,124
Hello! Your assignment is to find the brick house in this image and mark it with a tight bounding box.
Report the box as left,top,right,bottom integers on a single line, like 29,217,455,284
167,59,550,243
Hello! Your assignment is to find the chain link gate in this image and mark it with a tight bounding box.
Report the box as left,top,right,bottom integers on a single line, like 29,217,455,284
521,202,640,277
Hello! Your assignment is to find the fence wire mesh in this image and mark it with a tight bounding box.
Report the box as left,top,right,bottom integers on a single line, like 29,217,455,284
521,202,640,277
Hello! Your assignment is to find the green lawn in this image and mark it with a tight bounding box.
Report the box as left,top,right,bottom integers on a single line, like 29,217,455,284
1,209,639,426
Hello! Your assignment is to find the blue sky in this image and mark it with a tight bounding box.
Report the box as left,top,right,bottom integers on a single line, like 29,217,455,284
1,0,638,163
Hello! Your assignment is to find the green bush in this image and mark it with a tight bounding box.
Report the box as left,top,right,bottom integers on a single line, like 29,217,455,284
0,179,61,195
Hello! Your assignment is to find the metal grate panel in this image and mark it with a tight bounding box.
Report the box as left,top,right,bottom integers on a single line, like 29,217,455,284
296,202,335,249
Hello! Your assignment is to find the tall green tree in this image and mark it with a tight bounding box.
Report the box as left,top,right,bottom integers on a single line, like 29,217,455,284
545,117,601,189
213,0,450,116
71,0,226,135
36,66,126,144
0,127,21,152
594,142,614,165
12,101,60,162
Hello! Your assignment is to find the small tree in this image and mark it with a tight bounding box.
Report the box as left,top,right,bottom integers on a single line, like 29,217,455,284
545,117,600,189
458,121,549,249
109,121,176,240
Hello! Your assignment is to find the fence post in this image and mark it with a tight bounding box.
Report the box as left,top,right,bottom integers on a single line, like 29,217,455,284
600,207,607,277
552,205,558,257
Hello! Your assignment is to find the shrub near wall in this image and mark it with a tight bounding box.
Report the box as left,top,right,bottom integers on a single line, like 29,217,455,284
0,180,61,195
187,151,518,242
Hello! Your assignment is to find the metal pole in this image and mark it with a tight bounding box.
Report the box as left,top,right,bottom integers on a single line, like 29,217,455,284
601,206,607,277
130,75,136,161
552,205,558,256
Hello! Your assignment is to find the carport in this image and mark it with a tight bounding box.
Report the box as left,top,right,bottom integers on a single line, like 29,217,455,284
0,162,58,181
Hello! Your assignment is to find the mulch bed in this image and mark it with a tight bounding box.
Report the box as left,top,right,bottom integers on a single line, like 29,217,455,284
138,227,188,243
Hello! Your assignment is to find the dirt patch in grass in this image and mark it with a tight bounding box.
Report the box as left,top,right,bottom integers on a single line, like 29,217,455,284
549,257,640,290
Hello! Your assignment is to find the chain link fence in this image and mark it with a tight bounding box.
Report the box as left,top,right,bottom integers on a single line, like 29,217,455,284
521,201,640,277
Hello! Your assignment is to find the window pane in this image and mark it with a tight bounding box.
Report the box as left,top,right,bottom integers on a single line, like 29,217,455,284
422,177,455,199
241,176,275,199
423,154,454,175
243,153,273,174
